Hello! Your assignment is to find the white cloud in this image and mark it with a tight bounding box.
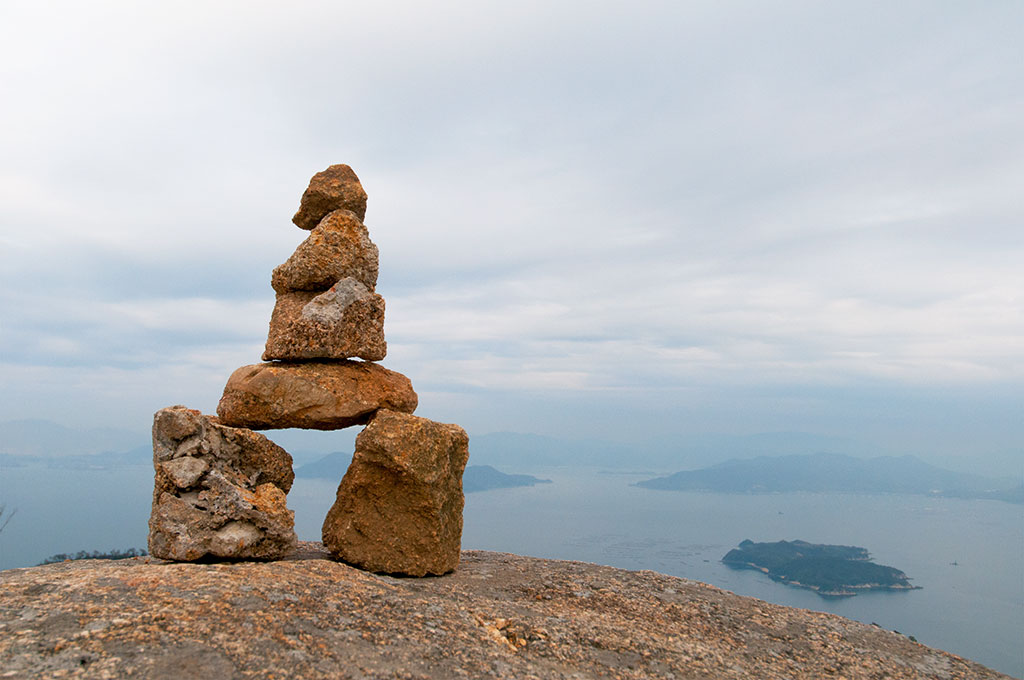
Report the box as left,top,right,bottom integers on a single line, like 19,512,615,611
0,1,1021,464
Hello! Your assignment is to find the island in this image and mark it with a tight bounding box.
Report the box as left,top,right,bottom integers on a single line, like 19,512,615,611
295,454,551,493
635,452,1022,504
462,465,552,493
722,539,920,597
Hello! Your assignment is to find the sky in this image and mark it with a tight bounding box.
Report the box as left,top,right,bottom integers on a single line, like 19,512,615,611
1,1,1021,474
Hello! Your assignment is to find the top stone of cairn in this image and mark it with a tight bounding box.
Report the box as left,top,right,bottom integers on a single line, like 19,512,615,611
293,164,368,229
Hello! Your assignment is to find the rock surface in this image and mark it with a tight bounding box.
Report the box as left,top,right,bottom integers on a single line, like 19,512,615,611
293,164,368,229
217,360,418,430
0,545,1010,680
323,411,469,576
148,406,296,561
272,209,379,293
263,279,386,362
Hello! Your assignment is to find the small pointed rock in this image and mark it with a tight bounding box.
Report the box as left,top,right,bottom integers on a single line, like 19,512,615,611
293,164,368,229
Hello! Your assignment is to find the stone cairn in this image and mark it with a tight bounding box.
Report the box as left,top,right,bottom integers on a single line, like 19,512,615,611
148,165,470,576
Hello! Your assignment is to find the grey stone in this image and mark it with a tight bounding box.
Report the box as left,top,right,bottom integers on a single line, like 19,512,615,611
148,406,296,561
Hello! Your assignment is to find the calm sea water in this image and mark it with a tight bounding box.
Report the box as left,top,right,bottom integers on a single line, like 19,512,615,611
1,465,1021,677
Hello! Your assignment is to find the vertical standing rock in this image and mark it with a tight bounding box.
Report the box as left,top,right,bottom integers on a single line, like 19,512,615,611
148,406,297,561
322,410,470,576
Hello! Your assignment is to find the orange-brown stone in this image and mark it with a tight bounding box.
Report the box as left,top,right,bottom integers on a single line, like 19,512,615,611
293,164,368,229
322,410,469,576
272,209,378,293
217,361,418,430
262,279,386,362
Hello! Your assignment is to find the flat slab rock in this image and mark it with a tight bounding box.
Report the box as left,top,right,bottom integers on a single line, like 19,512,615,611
0,545,1009,680
217,360,418,430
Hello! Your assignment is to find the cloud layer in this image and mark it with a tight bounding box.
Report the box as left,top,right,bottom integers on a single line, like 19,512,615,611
1,1,1021,469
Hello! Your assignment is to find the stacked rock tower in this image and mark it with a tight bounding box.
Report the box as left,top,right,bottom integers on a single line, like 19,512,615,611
148,165,470,577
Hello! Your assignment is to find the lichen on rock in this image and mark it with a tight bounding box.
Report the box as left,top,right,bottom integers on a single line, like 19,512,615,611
148,406,296,561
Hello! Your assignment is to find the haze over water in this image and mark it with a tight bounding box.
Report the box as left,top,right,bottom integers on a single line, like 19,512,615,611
2,463,1020,677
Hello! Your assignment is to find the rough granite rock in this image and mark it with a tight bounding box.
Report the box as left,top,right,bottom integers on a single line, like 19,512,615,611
217,360,418,430
293,164,368,229
323,410,469,576
148,406,296,561
272,209,379,293
0,546,1011,680
262,278,386,362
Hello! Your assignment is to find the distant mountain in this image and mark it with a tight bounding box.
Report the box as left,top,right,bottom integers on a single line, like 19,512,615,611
294,452,352,479
294,452,550,493
0,446,151,470
636,453,1020,502
468,431,901,472
0,419,146,457
462,465,551,493
468,432,632,469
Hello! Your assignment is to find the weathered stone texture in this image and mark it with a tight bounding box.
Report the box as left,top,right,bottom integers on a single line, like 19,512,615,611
2,547,1011,680
262,278,386,361
272,209,379,293
322,410,469,576
217,360,417,430
293,164,368,229
148,406,296,561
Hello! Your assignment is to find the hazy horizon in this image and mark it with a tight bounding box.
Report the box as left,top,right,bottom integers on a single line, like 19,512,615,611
2,5,1022,477
2,416,1020,480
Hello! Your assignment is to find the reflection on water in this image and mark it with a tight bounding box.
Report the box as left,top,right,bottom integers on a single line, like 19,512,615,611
1,465,1020,677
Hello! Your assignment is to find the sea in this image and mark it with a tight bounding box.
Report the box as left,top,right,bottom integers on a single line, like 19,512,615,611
1,464,1021,677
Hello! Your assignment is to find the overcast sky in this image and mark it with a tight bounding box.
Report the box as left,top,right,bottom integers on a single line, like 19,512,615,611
1,1,1021,473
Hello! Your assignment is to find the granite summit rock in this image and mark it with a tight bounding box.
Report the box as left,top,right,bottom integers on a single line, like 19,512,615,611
1,547,1011,679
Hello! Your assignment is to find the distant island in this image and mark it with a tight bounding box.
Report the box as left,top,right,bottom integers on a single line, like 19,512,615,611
636,452,1022,504
461,465,552,493
295,454,549,493
722,539,919,597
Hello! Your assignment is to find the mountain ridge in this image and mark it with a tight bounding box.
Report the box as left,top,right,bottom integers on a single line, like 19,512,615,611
636,452,1021,502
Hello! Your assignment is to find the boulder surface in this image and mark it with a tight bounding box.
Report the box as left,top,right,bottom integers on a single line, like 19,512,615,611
148,406,296,561
263,279,386,362
217,360,418,430
293,163,368,228
0,546,1011,680
322,410,469,576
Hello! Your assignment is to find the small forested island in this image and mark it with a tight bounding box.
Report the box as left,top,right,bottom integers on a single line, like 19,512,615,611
722,539,920,597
